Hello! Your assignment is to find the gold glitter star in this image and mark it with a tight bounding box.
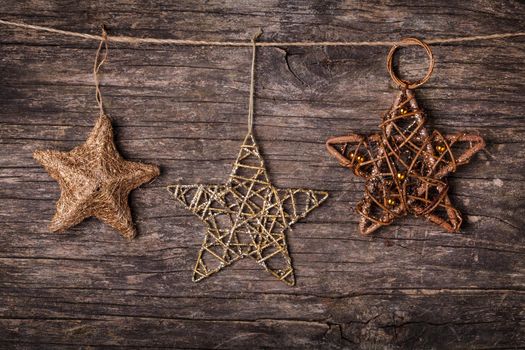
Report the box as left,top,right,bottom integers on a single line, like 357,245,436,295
34,114,160,239
326,89,485,235
168,133,328,286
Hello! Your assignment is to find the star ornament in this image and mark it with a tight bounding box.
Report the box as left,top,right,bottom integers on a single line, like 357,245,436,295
326,88,485,235
168,133,328,286
34,114,160,239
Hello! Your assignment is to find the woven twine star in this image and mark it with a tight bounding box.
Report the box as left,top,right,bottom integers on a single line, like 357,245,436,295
168,133,328,286
326,89,485,235
34,114,160,239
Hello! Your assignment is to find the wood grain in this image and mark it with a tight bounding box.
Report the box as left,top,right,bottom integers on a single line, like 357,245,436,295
0,1,524,349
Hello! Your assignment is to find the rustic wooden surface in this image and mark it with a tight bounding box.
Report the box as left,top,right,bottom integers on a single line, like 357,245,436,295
1,1,524,349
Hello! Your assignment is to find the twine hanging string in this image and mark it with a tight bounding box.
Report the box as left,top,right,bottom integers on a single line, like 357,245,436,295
93,26,108,116
1,19,524,47
247,29,262,134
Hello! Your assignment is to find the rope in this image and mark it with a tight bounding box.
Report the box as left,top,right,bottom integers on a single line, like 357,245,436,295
247,29,262,134
1,19,524,47
93,26,108,116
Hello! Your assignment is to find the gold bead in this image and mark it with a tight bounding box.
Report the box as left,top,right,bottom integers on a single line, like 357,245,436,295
387,198,396,206
396,172,406,181
350,152,364,163
436,144,446,153
399,107,407,114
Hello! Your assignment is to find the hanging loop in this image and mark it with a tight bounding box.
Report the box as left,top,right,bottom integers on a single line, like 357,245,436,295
94,25,108,115
247,29,262,134
386,37,434,90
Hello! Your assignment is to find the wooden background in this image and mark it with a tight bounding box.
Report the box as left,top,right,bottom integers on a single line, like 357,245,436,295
1,1,524,349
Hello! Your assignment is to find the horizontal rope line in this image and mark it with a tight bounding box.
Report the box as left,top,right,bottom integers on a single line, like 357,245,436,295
1,19,525,47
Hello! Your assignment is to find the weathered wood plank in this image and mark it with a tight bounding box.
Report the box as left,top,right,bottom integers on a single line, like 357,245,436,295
0,0,524,349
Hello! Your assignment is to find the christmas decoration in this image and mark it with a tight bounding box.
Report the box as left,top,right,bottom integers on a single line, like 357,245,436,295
34,29,160,239
326,38,485,235
168,33,328,285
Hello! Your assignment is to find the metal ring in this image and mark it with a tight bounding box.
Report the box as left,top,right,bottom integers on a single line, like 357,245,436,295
386,37,434,89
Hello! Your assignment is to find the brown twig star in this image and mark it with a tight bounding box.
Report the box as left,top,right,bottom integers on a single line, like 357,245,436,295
326,89,485,235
